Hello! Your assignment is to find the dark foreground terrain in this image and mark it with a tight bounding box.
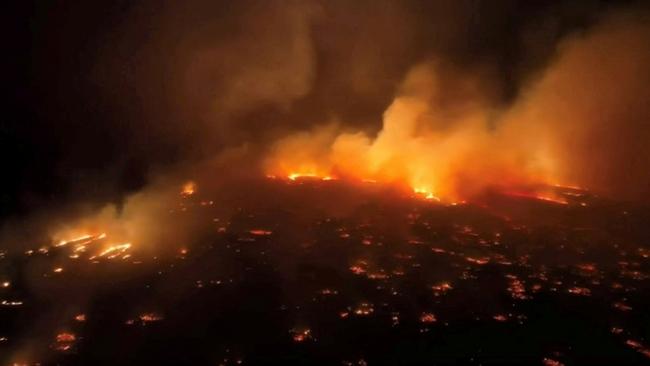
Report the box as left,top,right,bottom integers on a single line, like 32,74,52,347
2,178,650,365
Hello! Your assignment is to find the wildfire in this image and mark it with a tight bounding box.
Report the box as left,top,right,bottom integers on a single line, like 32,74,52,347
264,166,575,205
250,229,273,236
262,153,585,205
260,61,610,203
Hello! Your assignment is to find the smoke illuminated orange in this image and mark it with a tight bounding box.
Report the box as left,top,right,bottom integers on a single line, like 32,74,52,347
264,65,563,202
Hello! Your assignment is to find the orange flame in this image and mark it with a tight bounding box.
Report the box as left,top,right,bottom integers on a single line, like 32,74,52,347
181,181,197,196
263,64,575,202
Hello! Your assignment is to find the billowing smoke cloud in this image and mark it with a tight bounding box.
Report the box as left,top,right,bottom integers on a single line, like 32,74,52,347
265,8,650,202
178,1,318,142
503,11,650,200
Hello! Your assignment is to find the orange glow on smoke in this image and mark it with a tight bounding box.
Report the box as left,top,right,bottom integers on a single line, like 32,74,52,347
265,133,564,202
261,64,585,202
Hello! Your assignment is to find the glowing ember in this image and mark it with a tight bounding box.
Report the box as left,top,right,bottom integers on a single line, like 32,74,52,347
613,302,632,311
56,332,76,343
320,288,338,295
466,257,490,265
349,260,368,275
52,332,76,352
507,275,528,300
366,272,389,280
249,229,273,236
576,263,597,272
625,339,650,357
431,282,453,294
290,328,313,342
419,313,437,323
567,287,591,296
139,313,163,323
1,300,23,307
353,303,374,316
542,358,565,366
611,327,624,334
181,181,197,196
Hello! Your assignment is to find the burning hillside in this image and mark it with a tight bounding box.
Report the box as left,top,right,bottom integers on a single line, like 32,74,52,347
2,177,650,365
4,0,650,365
